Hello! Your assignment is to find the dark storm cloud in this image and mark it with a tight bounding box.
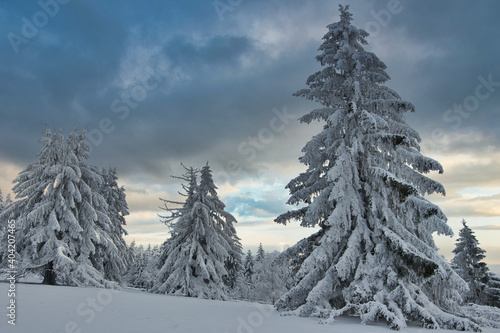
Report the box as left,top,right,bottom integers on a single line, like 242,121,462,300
1,0,499,186
0,1,130,163
369,0,500,142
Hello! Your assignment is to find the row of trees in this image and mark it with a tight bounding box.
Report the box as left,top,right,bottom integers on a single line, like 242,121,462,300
0,126,291,303
124,241,290,304
123,219,500,309
125,242,161,290
241,245,290,304
0,125,498,326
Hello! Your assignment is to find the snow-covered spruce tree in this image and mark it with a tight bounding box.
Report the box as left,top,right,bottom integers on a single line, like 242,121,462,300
125,242,146,288
252,250,290,304
244,250,255,283
0,127,128,287
274,5,478,331
154,164,198,281
487,273,500,308
101,168,129,237
143,244,161,288
127,243,160,289
100,167,131,282
237,249,255,300
256,242,265,262
451,220,489,305
152,163,243,300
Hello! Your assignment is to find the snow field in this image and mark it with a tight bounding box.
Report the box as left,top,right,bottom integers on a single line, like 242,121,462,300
1,283,499,333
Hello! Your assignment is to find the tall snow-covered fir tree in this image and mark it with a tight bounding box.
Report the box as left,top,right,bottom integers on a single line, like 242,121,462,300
451,220,489,305
274,5,478,331
151,163,243,300
0,127,129,288
155,164,199,281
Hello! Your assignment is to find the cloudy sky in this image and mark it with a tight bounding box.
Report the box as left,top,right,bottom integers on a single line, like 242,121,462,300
1,0,499,269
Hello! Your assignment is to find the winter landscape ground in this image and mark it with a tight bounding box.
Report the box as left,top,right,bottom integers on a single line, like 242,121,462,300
1,281,499,333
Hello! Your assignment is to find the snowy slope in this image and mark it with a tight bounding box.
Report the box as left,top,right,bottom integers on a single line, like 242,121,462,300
1,282,499,333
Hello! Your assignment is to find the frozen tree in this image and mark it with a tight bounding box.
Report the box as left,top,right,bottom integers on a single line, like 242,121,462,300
124,240,137,285
253,250,290,304
126,243,146,288
487,273,500,308
244,250,255,282
154,164,199,288
126,243,144,287
152,163,243,300
236,250,255,300
451,220,489,304
256,243,265,262
197,164,244,290
0,127,128,288
127,243,160,289
274,5,478,331
144,244,161,287
100,167,131,281
101,168,129,237
128,240,138,263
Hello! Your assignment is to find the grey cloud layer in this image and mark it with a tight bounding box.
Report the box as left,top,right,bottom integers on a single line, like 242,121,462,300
1,0,499,194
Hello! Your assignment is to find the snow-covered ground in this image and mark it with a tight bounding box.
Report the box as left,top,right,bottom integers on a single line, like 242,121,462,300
1,282,499,333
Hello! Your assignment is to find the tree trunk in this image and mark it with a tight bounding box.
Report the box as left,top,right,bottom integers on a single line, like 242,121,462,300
42,261,57,285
